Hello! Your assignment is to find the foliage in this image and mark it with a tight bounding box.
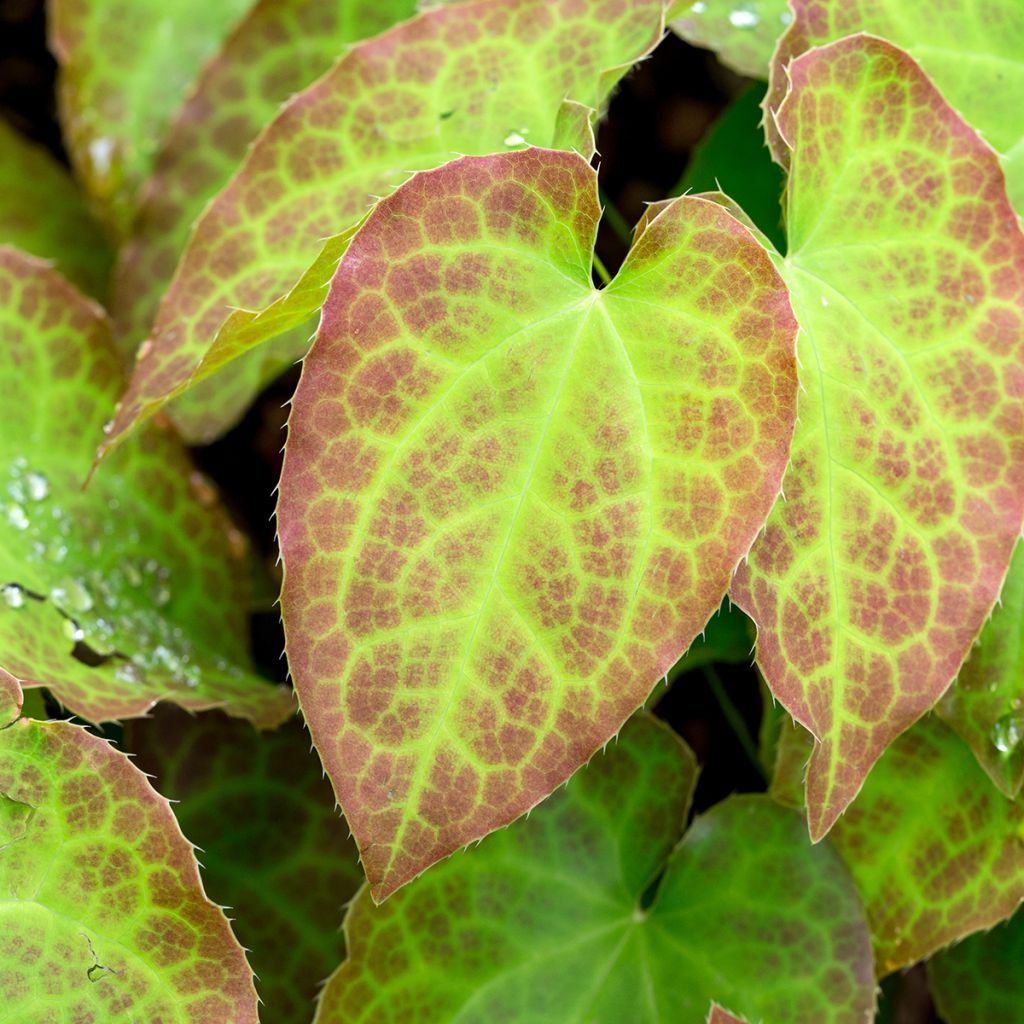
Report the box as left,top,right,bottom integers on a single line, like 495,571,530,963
1,0,1023,1020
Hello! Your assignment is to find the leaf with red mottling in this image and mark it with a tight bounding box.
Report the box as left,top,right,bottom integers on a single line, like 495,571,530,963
0,715,258,1021
315,715,874,1023
771,715,1024,974
0,671,21,727
707,1006,752,1024
732,35,1024,839
0,247,292,726
100,0,666,451
763,0,1024,213
278,147,799,899
939,539,1024,796
109,0,420,437
126,707,363,1024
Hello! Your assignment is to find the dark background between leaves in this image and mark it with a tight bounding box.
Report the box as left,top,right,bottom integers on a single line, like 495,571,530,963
0,1,939,1018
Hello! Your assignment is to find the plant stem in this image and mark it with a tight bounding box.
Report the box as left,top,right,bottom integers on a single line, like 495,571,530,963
599,188,634,246
702,664,767,783
592,253,613,286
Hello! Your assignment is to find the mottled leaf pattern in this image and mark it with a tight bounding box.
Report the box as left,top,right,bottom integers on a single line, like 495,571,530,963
316,715,874,1023
278,148,799,898
772,716,1024,973
0,669,21,725
732,36,1024,837
127,708,363,1024
0,247,291,725
707,1008,751,1024
0,712,258,1021
49,0,252,234
101,0,666,450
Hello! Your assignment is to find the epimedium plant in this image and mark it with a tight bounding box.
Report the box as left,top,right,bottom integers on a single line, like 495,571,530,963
1,0,1023,1022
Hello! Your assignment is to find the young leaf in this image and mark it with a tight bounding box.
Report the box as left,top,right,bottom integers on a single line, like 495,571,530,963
49,0,253,234
928,905,1024,1024
277,148,799,899
938,539,1024,796
707,1008,752,1024
731,35,1024,838
0,117,112,299
0,701,259,1021
110,0,420,437
0,247,292,726
100,0,666,451
764,0,1024,213
126,708,364,1024
772,716,1024,974
315,715,874,1023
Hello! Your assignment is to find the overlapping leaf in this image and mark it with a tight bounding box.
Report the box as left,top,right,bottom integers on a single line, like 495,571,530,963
315,715,874,1023
732,36,1024,838
0,247,291,725
49,0,252,233
0,117,112,299
939,539,1024,796
707,1009,751,1024
0,680,258,1022
100,0,666,451
277,148,799,898
127,708,363,1024
110,0,420,438
764,0,1024,213
772,716,1024,974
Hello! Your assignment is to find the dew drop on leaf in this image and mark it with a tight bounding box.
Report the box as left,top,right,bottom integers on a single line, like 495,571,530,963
25,471,49,501
51,577,94,615
990,713,1024,755
728,5,759,29
2,585,25,609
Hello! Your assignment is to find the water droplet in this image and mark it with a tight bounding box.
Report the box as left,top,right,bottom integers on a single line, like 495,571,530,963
728,5,759,28
689,0,707,11
6,504,28,530
88,137,115,177
780,9,793,24
114,662,141,685
63,618,84,643
820,295,829,307
991,713,1024,754
51,577,94,614
102,420,114,435
2,585,25,609
503,130,527,147
136,339,154,360
25,472,49,501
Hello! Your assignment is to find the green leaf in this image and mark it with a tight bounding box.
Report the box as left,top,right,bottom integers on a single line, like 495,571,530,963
938,539,1024,796
669,0,793,79
928,905,1024,1024
0,692,259,1021
109,0,420,436
99,0,666,451
731,36,1024,838
126,708,363,1024
0,117,112,299
277,148,799,898
315,715,874,1023
0,247,292,726
764,0,1024,214
49,0,253,234
771,715,1024,974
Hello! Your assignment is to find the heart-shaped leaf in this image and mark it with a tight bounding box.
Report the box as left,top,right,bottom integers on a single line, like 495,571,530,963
315,715,874,1023
277,147,799,898
732,35,1024,838
0,679,258,1022
100,0,666,450
0,247,292,725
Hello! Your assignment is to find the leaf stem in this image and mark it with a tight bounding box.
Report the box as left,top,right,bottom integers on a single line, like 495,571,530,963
592,253,613,286
702,664,767,783
599,188,634,246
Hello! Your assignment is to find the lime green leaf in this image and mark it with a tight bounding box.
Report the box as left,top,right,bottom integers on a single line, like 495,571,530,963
49,0,253,234
669,0,793,79
929,906,1024,1024
126,708,362,1024
0,712,258,1021
670,600,755,676
0,247,292,726
771,716,1024,974
939,539,1024,796
100,0,665,451
277,148,799,898
764,0,1024,213
315,715,874,1023
109,0,420,436
732,35,1024,838
0,117,112,299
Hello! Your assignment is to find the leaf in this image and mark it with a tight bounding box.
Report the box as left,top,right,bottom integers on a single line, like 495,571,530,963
669,600,755,676
0,709,259,1021
0,671,20,725
707,1008,752,1024
0,247,292,726
928,905,1024,1024
763,0,1024,214
277,148,799,899
668,0,793,79
99,0,666,451
49,0,253,234
0,117,112,299
125,707,363,1024
315,715,875,1023
731,35,1024,838
109,0,420,436
771,715,1024,974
